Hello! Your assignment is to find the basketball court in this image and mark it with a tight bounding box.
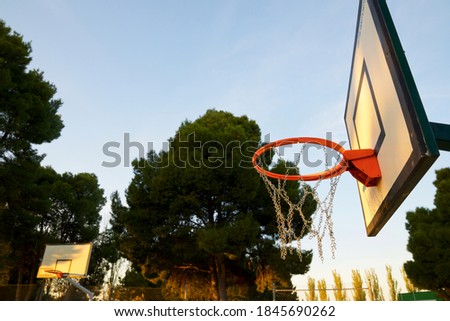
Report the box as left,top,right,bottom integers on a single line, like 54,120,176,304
33,0,450,302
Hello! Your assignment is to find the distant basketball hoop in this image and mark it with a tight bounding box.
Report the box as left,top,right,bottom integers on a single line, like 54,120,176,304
44,269,67,279
37,243,94,300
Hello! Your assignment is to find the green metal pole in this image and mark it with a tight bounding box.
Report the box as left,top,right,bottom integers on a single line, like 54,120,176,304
430,122,450,152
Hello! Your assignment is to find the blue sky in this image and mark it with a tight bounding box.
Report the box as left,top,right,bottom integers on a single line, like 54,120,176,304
2,0,450,298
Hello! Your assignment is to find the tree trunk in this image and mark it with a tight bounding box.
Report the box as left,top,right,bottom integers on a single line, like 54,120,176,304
215,254,227,301
15,269,23,301
24,265,37,300
209,258,219,300
208,255,228,301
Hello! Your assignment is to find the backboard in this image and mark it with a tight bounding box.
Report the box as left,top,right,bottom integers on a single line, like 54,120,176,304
37,243,93,279
344,0,440,236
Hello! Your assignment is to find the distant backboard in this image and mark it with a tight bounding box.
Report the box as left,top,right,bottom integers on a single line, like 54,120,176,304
37,243,93,278
344,0,439,236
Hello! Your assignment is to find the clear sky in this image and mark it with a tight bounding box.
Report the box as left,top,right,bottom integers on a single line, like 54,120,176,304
1,0,449,298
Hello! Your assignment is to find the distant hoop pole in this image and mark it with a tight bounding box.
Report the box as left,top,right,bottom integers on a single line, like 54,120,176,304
252,137,382,187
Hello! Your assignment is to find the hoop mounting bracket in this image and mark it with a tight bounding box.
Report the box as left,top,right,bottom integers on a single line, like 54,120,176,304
343,149,381,187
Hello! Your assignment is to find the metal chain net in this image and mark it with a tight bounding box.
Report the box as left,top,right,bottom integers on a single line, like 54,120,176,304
258,142,342,261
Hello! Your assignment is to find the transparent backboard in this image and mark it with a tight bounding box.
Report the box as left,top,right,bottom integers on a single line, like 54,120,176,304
344,0,439,236
36,243,93,278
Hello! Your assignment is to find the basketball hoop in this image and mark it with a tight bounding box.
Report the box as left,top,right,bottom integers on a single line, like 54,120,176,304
44,269,67,278
253,137,381,186
252,137,381,261
43,268,94,300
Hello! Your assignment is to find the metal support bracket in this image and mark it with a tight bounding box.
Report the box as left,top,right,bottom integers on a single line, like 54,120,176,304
343,149,382,187
430,122,450,152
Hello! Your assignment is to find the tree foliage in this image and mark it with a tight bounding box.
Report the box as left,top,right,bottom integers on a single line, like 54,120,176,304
0,20,105,288
0,165,105,284
0,20,63,161
404,168,450,300
111,109,314,300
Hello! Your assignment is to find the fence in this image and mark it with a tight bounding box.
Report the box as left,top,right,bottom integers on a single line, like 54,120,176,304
0,284,164,301
0,285,41,301
0,283,371,301
273,284,372,301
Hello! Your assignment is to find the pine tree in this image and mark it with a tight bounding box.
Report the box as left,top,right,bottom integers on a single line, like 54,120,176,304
110,110,315,300
404,168,450,300
0,20,63,161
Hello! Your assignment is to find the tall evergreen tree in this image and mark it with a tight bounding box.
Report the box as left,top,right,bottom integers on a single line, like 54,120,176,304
0,165,105,285
404,168,450,300
0,20,105,288
0,20,63,161
0,157,51,285
111,109,315,300
0,19,64,285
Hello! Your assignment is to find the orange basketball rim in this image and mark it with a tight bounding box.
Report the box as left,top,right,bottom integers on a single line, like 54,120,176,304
252,137,382,187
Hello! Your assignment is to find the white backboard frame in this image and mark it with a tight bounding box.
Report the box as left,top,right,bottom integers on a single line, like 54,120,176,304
37,243,93,279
